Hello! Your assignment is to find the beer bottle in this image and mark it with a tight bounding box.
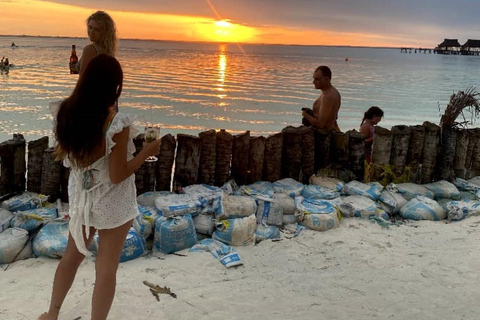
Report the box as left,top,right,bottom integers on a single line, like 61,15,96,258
69,45,79,74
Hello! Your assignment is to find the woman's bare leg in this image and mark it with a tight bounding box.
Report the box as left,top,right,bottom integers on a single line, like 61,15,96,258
91,220,132,320
39,226,95,320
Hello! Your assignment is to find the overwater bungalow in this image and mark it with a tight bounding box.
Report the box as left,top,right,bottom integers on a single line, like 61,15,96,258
435,39,461,54
461,39,480,55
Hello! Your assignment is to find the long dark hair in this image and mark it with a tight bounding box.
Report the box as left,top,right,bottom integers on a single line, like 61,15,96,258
55,54,123,167
361,106,384,125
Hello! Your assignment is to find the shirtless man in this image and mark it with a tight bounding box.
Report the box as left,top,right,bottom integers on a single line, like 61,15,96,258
302,66,341,133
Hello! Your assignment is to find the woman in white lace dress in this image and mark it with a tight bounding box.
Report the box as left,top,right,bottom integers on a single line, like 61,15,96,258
39,55,161,320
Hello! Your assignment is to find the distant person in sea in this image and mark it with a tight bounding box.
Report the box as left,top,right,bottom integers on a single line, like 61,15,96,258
11,42,15,47
78,10,117,77
4,58,9,66
359,106,384,163
38,55,161,320
301,65,341,133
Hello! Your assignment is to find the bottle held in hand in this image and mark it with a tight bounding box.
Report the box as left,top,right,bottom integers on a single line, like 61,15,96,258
69,45,79,74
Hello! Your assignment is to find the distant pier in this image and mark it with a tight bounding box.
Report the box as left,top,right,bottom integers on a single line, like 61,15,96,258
400,39,480,56
400,47,435,54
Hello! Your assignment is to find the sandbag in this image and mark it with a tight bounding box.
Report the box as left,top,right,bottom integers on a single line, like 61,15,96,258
32,219,69,258
294,196,338,215
193,214,215,235
137,191,173,208
181,184,224,216
189,239,243,268
378,190,408,214
0,209,13,233
301,185,340,200
298,212,340,232
154,215,197,254
273,178,304,197
255,225,281,243
273,193,297,214
212,215,256,246
221,195,257,220
256,198,283,227
453,178,480,192
309,175,343,191
93,227,147,262
11,207,58,232
446,200,480,221
235,181,274,199
399,196,446,221
1,192,48,212
0,227,32,264
424,180,460,200
392,183,435,200
154,194,203,217
342,195,377,218
343,181,383,201
468,176,480,186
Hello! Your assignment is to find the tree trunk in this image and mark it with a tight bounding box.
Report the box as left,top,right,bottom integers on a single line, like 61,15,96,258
198,130,216,186
348,130,365,181
471,129,480,177
281,126,303,181
313,130,331,171
231,131,250,185
301,127,315,184
331,131,349,168
371,126,392,182
263,132,283,182
421,121,440,183
389,125,411,177
156,134,176,191
215,129,233,186
60,166,70,203
133,134,156,195
465,129,479,179
0,139,14,194
27,136,49,193
174,134,201,191
406,125,425,183
40,147,62,201
11,134,26,192
247,136,265,184
453,129,469,179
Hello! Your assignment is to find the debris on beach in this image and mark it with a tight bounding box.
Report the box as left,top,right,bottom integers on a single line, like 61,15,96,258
143,280,177,301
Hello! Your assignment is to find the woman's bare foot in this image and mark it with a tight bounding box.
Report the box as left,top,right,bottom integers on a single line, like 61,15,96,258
38,312,57,320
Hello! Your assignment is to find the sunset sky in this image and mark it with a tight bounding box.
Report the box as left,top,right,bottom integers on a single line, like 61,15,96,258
0,0,478,47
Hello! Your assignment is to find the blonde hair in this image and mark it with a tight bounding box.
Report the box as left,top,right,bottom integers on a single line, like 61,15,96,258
87,11,117,56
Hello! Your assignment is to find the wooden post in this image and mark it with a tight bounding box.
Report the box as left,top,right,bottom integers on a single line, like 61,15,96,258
40,147,62,201
12,134,26,192
439,125,457,181
60,166,70,203
247,136,265,184
174,134,201,191
471,129,480,177
371,126,392,182
453,129,469,179
313,130,331,171
0,139,15,194
406,125,425,183
156,134,176,191
301,127,315,185
421,121,440,184
215,130,233,186
389,125,411,177
465,129,479,179
331,131,349,168
263,132,283,182
27,136,49,193
281,126,303,181
133,134,156,195
231,131,250,185
198,130,216,186
348,130,365,181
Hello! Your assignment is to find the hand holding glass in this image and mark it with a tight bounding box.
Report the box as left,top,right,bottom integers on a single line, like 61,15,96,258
144,127,160,162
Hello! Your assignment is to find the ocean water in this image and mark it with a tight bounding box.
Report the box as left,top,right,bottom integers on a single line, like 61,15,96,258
1,35,480,143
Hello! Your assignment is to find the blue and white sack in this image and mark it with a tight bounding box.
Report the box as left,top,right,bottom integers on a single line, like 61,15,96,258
446,200,480,221
1,192,48,212
0,227,32,264
399,196,446,221
424,180,460,200
255,224,281,243
0,209,13,233
342,195,377,218
212,215,256,246
301,184,340,200
137,191,173,208
453,178,480,192
181,184,224,217
11,207,58,232
378,190,408,214
256,197,283,227
193,214,215,235
154,215,197,254
154,194,203,217
343,181,382,201
393,183,434,200
468,176,480,187
93,227,147,262
294,196,338,215
273,178,304,198
298,212,340,232
220,195,257,220
189,239,243,268
32,219,69,258
133,205,158,239
235,181,274,199
273,193,297,214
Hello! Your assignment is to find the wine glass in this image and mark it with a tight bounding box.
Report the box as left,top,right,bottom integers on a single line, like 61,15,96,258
144,126,160,162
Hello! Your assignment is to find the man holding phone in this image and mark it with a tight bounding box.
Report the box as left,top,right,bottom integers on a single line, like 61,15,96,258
301,65,341,133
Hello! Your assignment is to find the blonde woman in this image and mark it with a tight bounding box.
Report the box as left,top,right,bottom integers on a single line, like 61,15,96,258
79,11,117,77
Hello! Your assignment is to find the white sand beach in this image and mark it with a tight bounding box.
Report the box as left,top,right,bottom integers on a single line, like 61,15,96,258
2,215,480,320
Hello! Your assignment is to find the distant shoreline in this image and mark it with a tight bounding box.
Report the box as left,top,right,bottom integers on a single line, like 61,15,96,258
0,34,409,50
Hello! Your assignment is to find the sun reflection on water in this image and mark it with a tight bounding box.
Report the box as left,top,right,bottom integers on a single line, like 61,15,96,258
216,44,229,107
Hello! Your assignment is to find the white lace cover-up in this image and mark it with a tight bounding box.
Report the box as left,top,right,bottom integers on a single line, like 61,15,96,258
66,113,139,256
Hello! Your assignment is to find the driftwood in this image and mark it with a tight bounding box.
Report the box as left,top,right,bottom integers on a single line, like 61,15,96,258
198,130,216,185
389,125,411,177
421,122,440,184
281,126,303,181
439,125,457,181
454,129,469,179
313,130,331,171
247,136,265,184
40,147,62,202
331,131,349,168
263,132,283,182
406,125,425,183
231,131,250,185
143,281,177,301
347,130,364,181
156,134,176,191
371,126,392,182
301,127,315,185
27,137,49,193
174,134,201,191
215,130,233,186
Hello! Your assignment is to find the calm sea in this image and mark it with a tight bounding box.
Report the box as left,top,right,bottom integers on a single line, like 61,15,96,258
1,36,480,143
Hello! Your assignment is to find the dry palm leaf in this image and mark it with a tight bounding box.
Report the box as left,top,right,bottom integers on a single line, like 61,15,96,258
440,86,480,128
